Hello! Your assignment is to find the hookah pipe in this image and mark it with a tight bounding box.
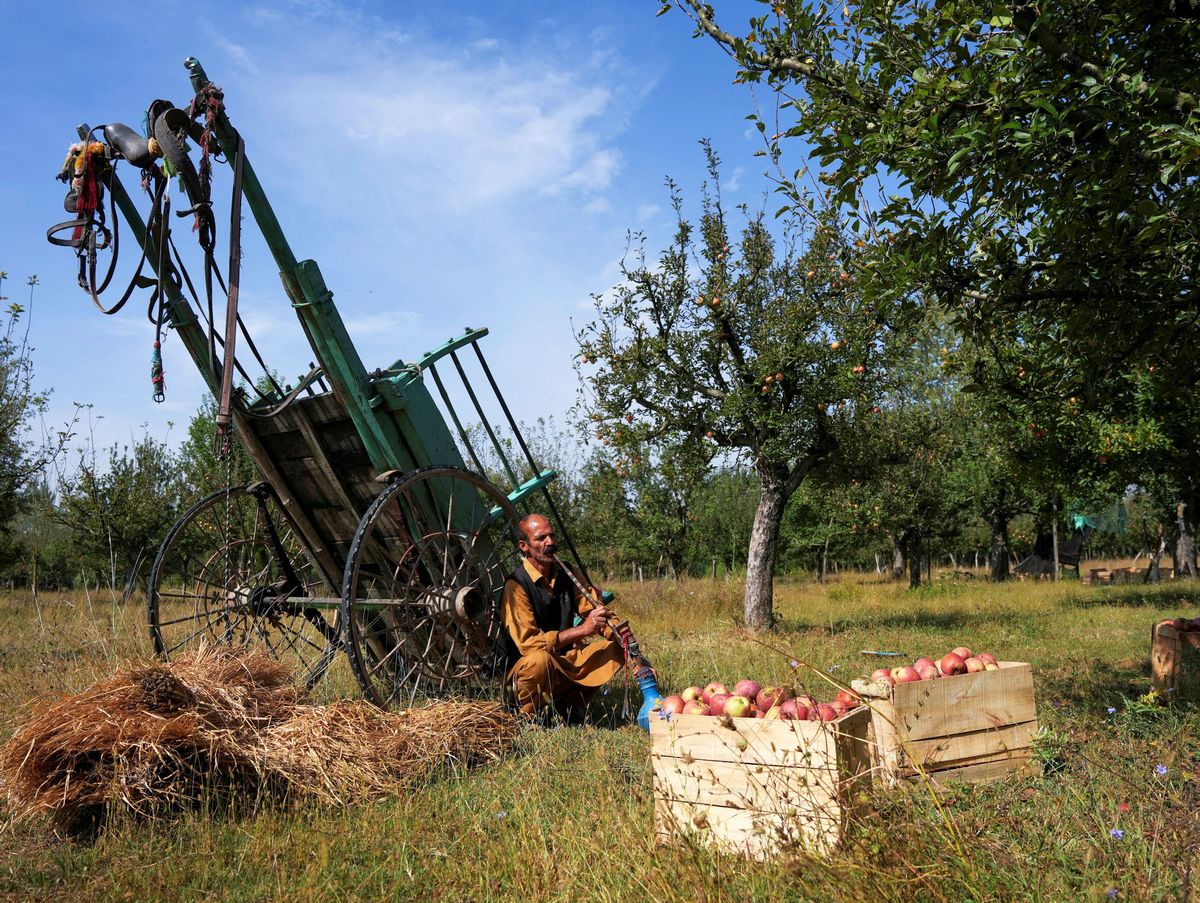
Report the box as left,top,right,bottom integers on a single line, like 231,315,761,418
550,552,663,731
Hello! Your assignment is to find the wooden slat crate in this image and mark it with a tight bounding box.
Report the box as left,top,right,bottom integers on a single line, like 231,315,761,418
650,708,872,859
1150,623,1200,697
868,662,1038,787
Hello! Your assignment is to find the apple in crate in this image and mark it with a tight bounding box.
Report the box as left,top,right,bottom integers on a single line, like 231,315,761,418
892,666,921,683
939,653,966,676
725,695,754,717
756,686,791,711
778,699,806,720
682,701,711,716
871,668,896,686
813,703,840,721
914,657,936,670
951,646,972,660
709,693,732,715
964,657,986,673
702,681,728,704
835,688,860,708
734,679,762,701
976,653,997,667
658,695,686,716
681,686,704,703
795,694,818,709
915,662,940,681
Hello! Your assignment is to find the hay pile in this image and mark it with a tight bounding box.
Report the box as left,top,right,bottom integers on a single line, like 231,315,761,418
0,647,518,828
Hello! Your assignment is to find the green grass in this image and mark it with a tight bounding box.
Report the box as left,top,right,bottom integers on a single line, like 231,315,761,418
2,574,1200,901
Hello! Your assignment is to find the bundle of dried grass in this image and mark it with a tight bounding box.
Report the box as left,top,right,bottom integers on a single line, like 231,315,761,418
255,699,518,805
0,647,517,829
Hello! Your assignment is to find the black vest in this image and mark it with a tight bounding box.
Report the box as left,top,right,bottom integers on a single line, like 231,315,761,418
505,562,575,662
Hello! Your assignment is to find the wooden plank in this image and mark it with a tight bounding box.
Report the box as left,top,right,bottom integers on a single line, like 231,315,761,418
902,719,1037,770
654,795,842,859
650,708,868,768
652,755,844,810
911,752,1035,787
884,662,1036,742
293,409,366,522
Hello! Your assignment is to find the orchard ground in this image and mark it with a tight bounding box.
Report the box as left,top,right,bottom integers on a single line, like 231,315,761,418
1,567,1198,901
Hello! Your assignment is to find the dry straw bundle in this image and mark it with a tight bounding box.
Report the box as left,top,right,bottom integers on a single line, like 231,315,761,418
0,647,518,829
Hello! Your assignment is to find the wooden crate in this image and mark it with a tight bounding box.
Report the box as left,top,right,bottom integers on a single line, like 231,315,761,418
1150,623,1200,697
868,662,1038,787
650,708,872,859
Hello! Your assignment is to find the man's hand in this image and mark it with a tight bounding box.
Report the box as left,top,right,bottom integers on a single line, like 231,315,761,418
583,604,610,636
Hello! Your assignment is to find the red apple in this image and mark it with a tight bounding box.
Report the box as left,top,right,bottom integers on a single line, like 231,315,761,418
976,653,997,666
709,693,732,715
702,682,728,705
754,709,765,718
734,679,762,701
892,666,921,683
792,704,811,720
914,657,935,670
871,668,896,686
724,695,753,718
939,653,966,676
831,701,851,716
794,694,818,709
682,701,711,716
659,695,686,716
951,646,972,660
778,698,800,720
835,688,860,708
814,703,839,721
915,663,940,681
756,686,791,711
681,686,704,703
984,662,1000,671
964,657,986,673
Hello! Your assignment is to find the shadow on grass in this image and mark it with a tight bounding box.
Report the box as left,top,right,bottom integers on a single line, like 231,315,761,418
1067,582,1200,610
1037,658,1151,715
773,609,1042,635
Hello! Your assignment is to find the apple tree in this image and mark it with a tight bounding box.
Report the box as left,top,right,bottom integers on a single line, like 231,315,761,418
574,149,888,628
665,0,1200,575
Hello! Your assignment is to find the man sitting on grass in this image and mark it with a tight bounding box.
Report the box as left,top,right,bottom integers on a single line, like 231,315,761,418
501,513,624,721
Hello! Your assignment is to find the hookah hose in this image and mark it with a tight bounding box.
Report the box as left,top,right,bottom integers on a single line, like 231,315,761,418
549,553,663,731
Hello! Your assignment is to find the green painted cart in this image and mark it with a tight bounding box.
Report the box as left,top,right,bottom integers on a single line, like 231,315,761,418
51,59,586,708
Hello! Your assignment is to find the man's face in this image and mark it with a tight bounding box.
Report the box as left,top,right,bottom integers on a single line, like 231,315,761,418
519,517,557,569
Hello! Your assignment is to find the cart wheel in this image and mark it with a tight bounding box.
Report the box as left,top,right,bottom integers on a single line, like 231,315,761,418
342,465,521,708
148,482,340,687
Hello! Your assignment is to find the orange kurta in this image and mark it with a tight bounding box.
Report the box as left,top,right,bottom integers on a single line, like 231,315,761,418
501,558,624,714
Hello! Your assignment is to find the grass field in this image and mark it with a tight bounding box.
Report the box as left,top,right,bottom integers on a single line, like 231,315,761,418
1,570,1199,902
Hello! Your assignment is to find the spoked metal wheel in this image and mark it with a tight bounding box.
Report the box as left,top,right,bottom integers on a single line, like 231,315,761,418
342,465,521,708
148,482,341,686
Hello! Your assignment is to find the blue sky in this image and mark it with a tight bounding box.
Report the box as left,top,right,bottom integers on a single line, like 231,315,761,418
1,0,777,464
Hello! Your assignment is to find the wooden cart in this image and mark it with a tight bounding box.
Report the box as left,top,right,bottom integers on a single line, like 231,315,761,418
51,59,586,708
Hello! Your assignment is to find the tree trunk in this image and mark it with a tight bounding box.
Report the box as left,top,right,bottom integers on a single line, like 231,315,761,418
744,473,789,630
891,539,905,581
906,531,922,589
989,506,1011,582
1175,497,1197,578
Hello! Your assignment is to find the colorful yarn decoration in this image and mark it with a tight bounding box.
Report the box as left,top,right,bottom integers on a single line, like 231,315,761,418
151,340,165,402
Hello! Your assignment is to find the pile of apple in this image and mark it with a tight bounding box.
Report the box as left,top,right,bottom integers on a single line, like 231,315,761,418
656,679,862,722
870,647,999,686
1158,617,1200,632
